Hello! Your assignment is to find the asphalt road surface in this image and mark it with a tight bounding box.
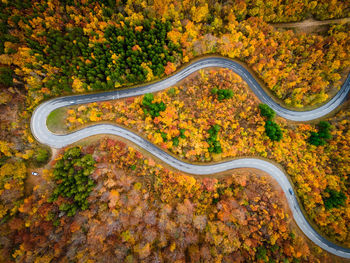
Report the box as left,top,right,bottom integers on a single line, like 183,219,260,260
31,57,350,258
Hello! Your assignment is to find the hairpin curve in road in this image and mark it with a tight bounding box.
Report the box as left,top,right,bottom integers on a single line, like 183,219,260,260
31,56,350,258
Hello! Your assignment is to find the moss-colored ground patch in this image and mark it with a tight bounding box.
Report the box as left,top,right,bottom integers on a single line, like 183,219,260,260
46,107,69,134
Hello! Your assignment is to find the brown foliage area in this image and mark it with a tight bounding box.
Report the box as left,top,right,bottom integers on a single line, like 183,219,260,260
0,138,339,262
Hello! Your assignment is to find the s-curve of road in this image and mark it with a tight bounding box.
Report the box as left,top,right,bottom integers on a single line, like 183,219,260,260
31,57,350,258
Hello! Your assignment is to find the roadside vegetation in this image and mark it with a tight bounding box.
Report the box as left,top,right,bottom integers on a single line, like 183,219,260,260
65,68,350,246
0,137,337,262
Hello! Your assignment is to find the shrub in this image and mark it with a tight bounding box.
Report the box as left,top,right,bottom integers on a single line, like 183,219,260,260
179,129,186,139
265,121,283,141
172,136,179,146
318,121,332,139
172,129,186,147
308,121,332,146
167,87,176,96
256,246,268,262
259,103,275,120
258,104,282,141
34,148,49,164
323,187,347,210
142,93,166,118
160,131,167,142
308,132,326,146
207,124,222,154
0,67,14,86
49,147,96,216
211,87,234,101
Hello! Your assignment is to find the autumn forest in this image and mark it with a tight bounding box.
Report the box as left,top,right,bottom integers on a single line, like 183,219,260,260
0,0,350,262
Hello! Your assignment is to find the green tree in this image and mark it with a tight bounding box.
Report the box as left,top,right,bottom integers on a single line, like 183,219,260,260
308,132,325,146
318,121,332,139
308,121,332,146
34,148,49,165
172,129,186,147
256,246,268,262
49,147,96,216
323,187,347,210
0,67,14,86
207,124,222,154
265,121,283,141
211,87,234,101
142,93,166,118
259,103,275,120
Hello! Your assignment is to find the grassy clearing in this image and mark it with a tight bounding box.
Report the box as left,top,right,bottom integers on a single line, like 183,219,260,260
46,107,68,134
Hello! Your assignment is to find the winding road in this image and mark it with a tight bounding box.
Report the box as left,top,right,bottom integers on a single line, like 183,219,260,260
31,57,350,258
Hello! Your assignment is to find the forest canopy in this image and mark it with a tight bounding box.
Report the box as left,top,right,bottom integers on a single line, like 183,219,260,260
0,0,349,109
0,0,349,262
